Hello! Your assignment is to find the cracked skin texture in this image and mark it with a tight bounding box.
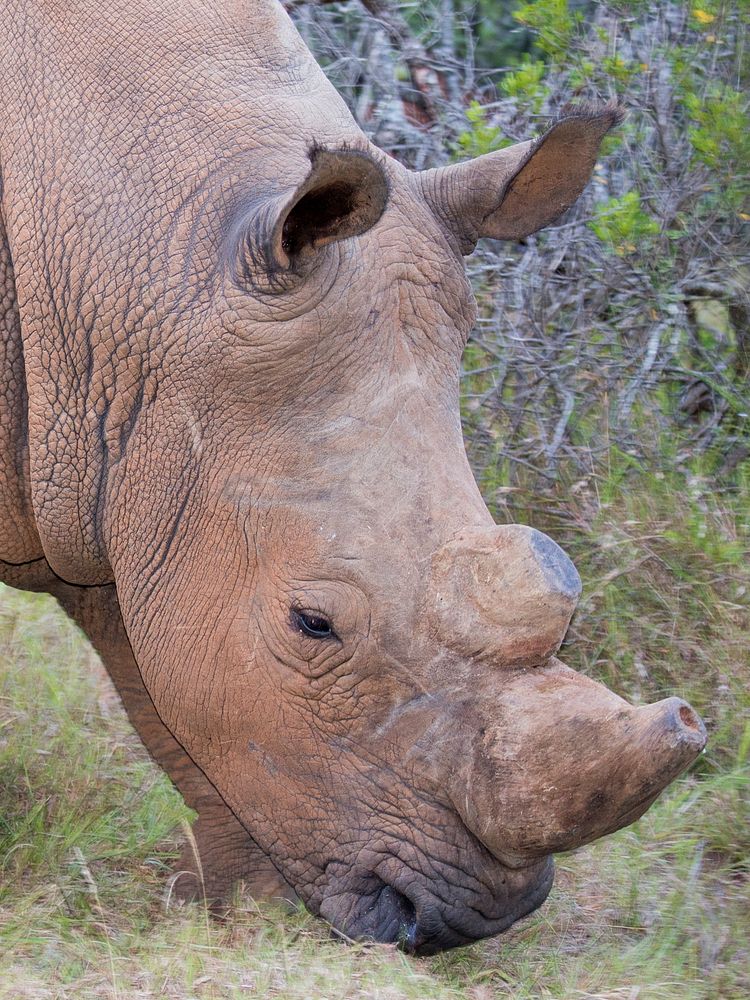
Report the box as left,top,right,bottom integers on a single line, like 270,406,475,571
0,0,706,954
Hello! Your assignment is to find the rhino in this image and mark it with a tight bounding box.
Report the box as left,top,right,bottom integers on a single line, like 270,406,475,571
0,0,706,955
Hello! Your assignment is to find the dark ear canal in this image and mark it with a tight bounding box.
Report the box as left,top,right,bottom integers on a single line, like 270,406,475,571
274,149,389,269
282,180,361,256
236,148,389,293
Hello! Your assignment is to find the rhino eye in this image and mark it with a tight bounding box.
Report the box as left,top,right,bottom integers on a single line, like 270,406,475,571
292,609,336,640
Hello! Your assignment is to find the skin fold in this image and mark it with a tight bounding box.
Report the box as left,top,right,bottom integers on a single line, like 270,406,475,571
0,0,706,954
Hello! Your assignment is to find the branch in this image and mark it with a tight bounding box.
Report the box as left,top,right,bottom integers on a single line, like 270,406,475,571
285,0,449,124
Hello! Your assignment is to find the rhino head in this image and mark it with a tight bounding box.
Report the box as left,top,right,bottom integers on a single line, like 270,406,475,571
84,106,705,953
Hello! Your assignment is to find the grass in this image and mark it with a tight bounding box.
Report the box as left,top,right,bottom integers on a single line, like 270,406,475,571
1,453,748,999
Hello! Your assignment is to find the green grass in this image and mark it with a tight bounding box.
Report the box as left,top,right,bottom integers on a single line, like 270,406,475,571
1,457,748,999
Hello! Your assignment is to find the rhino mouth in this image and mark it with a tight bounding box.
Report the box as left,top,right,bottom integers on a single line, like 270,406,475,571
318,852,554,955
346,879,420,951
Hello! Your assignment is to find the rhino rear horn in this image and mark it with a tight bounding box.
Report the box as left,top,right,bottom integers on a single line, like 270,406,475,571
419,102,624,254
236,148,389,290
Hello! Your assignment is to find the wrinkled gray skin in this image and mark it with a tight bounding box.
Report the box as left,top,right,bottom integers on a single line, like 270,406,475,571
0,0,706,954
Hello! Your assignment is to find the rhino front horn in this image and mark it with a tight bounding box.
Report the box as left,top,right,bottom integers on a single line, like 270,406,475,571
427,524,581,666
449,661,707,866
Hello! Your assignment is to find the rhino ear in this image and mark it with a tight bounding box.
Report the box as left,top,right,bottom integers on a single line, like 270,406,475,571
236,148,389,290
420,102,624,254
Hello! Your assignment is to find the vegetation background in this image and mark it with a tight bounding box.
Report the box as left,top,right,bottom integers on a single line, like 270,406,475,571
1,0,748,996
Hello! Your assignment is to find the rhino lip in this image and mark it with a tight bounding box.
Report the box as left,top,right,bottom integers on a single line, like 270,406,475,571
328,854,555,955
398,855,554,956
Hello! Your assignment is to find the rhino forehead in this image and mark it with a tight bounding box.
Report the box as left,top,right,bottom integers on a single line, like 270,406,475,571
218,199,475,365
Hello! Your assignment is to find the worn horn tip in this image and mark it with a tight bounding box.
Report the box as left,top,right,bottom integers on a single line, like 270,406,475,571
671,698,707,752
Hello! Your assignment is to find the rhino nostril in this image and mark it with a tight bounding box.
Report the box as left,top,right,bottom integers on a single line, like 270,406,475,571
376,883,418,951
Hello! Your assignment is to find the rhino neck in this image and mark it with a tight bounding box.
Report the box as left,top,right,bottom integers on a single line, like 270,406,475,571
0,0,366,585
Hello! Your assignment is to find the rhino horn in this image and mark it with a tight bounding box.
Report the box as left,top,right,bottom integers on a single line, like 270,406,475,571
427,524,582,666
453,668,707,865
419,101,624,254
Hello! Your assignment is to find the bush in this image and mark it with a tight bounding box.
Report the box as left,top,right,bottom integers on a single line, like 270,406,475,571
288,0,750,487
